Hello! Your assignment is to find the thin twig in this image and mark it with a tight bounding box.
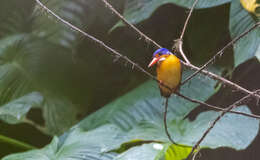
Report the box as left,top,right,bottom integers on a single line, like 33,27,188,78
179,0,199,40
101,0,161,49
192,146,201,160
182,22,260,85
185,90,260,160
176,92,260,119
173,0,199,64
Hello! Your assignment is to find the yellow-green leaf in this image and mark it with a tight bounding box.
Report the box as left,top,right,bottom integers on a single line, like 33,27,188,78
165,144,195,160
240,0,260,16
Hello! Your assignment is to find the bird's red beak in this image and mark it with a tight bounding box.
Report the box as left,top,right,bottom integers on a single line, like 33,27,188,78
148,57,160,68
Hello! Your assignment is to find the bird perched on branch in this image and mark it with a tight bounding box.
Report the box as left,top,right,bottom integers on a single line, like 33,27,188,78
148,48,182,97
148,48,182,145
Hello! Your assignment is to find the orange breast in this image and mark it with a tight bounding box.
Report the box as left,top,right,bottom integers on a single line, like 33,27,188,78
156,54,181,97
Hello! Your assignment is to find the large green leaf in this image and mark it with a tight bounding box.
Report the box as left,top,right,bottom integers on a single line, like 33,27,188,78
114,106,259,160
3,106,259,160
0,34,35,105
42,93,79,135
230,0,260,67
0,35,80,135
112,0,231,29
98,106,258,150
179,106,259,149
3,124,120,160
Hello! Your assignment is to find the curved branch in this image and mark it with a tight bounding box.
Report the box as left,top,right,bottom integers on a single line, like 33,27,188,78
175,92,260,119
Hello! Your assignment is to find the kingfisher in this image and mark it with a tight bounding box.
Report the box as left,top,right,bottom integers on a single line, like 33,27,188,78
148,48,182,97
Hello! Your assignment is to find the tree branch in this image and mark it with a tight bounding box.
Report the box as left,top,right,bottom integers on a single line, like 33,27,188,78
176,92,260,119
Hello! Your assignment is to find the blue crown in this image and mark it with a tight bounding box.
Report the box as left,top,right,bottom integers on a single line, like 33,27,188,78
153,48,173,57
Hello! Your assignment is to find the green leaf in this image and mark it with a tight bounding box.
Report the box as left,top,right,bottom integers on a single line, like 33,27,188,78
115,143,162,160
0,35,36,105
104,106,259,157
230,0,260,66
179,106,259,149
156,143,193,160
114,143,193,160
3,125,120,160
0,34,26,56
0,35,80,135
112,0,231,30
101,106,258,150
42,93,79,135
240,0,260,16
0,92,43,124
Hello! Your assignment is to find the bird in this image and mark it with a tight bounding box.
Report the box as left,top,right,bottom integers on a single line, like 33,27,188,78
148,48,183,146
148,48,182,97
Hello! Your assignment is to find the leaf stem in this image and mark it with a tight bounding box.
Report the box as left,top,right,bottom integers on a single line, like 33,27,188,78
0,134,35,150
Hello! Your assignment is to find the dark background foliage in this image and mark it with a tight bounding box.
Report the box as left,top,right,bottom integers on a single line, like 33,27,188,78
0,0,260,159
